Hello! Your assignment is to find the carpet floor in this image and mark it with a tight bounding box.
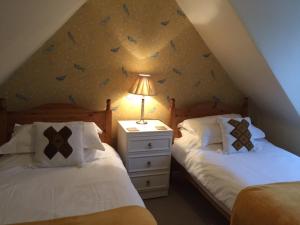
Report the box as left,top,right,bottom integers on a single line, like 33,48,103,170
144,173,229,225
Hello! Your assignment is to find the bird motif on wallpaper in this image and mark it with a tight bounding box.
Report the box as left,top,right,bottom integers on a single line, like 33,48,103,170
170,40,176,51
44,44,55,53
121,66,129,77
74,64,85,72
15,93,29,101
177,9,186,17
202,53,211,58
111,46,121,53
211,70,216,80
151,52,160,58
100,78,110,87
160,20,170,26
56,75,67,81
194,80,201,87
172,68,182,75
68,95,76,104
100,16,111,25
122,3,130,16
157,78,167,84
67,32,76,44
127,36,137,44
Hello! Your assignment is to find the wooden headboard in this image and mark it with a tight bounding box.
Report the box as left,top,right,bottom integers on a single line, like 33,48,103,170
169,98,249,138
0,99,112,145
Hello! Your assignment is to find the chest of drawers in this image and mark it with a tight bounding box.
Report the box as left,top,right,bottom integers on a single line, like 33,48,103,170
117,120,173,199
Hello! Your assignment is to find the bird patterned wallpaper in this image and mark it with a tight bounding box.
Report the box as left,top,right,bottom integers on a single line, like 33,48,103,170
0,0,243,142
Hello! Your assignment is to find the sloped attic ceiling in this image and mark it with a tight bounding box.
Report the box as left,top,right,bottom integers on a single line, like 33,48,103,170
0,0,87,85
176,0,299,124
230,0,300,116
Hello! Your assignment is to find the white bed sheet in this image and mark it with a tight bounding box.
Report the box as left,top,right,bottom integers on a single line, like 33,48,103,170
172,137,300,211
0,143,144,225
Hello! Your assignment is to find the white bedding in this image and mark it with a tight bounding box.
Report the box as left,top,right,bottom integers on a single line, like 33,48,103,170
172,137,300,211
0,143,144,225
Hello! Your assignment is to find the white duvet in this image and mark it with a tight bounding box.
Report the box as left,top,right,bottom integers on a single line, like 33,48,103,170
0,144,144,225
172,138,300,211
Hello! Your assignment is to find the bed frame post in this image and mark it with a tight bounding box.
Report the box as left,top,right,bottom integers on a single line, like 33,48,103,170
241,97,249,117
169,98,177,141
105,99,112,145
169,98,175,127
0,98,8,145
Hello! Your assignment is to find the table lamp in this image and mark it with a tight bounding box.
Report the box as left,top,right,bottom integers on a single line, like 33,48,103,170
129,74,156,124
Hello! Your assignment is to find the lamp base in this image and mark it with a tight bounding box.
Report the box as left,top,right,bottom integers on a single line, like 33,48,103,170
136,97,147,124
136,120,147,124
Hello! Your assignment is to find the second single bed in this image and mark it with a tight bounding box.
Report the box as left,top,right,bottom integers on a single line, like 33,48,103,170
169,98,300,220
173,138,300,211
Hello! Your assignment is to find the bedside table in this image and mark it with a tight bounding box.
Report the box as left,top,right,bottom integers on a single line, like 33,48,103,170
118,120,173,199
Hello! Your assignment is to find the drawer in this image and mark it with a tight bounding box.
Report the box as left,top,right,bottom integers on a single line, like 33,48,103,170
128,155,170,172
128,137,170,152
131,174,169,190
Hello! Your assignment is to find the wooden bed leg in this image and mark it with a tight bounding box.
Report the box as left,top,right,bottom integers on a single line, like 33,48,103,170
0,98,8,145
105,99,112,145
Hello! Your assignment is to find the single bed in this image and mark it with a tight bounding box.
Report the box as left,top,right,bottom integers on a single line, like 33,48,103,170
169,98,300,220
0,99,155,225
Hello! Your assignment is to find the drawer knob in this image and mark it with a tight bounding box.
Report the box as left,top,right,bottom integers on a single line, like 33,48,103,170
146,180,151,187
148,142,152,148
147,161,151,167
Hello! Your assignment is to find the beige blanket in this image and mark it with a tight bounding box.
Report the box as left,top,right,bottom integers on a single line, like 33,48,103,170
11,206,157,225
231,182,300,225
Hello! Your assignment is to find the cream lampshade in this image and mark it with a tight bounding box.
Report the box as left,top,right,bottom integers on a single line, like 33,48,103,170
129,74,156,124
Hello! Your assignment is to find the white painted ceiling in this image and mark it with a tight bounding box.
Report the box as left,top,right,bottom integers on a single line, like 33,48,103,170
230,0,300,115
176,0,300,123
0,0,87,84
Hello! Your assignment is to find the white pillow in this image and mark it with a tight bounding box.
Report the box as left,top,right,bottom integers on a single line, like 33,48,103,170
0,124,34,155
218,117,255,154
179,114,266,147
250,124,266,139
33,122,84,167
176,129,201,151
178,114,241,146
84,149,99,163
83,122,105,151
0,122,104,155
198,124,222,146
195,121,265,146
84,148,107,163
0,138,18,155
13,124,32,146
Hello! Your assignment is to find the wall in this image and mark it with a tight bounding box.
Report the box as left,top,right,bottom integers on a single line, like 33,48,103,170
252,107,300,155
0,0,243,142
230,0,300,115
176,0,300,154
0,0,87,84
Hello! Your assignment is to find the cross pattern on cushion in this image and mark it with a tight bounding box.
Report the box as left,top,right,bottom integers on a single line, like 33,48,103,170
43,126,73,159
228,119,254,151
